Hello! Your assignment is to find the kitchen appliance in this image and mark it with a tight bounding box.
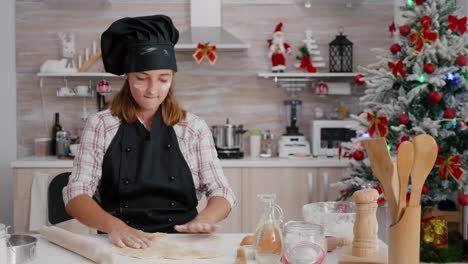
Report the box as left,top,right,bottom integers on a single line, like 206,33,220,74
278,99,311,158
211,119,246,159
56,129,71,157
311,120,367,157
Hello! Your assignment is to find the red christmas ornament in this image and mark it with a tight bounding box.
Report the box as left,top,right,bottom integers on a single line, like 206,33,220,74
406,192,411,203
444,108,456,119
354,74,365,85
400,25,411,36
421,184,429,194
398,113,410,125
437,144,441,153
424,63,435,74
421,16,432,26
390,43,401,54
316,81,329,96
429,91,442,103
353,150,364,161
456,55,468,66
459,194,468,206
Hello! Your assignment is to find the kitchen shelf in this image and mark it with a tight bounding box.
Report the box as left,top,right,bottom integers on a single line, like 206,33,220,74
37,72,123,90
37,72,122,78
257,71,360,96
257,71,359,81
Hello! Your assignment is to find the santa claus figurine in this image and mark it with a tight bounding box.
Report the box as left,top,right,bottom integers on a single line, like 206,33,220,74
268,22,292,72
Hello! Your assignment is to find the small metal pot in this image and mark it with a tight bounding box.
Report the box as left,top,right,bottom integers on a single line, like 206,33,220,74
7,235,37,264
211,119,246,150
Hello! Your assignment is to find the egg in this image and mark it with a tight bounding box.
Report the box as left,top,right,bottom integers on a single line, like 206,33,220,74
240,235,253,246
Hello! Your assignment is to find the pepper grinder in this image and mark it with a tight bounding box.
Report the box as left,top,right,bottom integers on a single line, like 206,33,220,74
352,188,379,257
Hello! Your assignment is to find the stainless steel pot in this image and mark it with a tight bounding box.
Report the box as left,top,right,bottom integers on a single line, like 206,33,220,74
7,235,37,264
211,119,246,150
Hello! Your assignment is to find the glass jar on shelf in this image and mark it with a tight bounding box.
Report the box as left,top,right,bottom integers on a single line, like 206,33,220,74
260,130,276,158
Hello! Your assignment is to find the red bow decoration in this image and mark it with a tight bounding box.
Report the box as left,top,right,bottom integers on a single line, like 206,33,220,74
436,155,464,182
409,23,439,53
193,43,217,64
367,112,389,137
388,60,407,78
389,21,396,38
299,55,317,73
448,15,467,35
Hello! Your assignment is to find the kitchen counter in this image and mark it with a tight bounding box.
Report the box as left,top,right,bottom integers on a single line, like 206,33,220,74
27,233,383,264
11,156,350,168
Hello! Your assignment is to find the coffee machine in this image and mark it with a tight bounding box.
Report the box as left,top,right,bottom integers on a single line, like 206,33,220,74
278,99,311,158
212,119,247,159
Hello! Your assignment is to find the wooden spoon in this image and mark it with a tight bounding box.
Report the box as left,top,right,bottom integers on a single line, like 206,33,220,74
396,141,414,222
409,134,438,207
363,137,398,224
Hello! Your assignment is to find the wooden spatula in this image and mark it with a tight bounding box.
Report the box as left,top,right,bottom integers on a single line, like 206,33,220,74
396,141,414,222
409,134,438,207
363,137,398,224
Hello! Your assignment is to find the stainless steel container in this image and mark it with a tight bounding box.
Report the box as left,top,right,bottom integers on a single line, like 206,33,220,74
211,119,246,150
56,129,70,157
7,235,37,264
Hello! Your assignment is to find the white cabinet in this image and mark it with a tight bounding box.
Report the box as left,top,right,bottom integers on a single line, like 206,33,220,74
12,165,349,234
196,168,242,233
315,167,349,202
240,168,315,233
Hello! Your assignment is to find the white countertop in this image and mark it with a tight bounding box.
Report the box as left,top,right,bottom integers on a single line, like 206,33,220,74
11,156,350,168
26,233,375,264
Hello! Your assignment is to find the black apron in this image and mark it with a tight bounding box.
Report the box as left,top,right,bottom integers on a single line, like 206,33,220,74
98,110,198,233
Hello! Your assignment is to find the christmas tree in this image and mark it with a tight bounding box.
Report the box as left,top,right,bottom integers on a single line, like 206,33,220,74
295,30,326,73
335,0,468,207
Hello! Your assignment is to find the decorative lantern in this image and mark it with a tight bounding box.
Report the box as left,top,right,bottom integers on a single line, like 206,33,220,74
329,27,353,72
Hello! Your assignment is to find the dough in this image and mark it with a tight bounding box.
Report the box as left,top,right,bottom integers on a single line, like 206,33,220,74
115,233,223,260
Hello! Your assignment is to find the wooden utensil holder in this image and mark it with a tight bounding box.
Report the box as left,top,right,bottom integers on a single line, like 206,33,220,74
388,205,421,264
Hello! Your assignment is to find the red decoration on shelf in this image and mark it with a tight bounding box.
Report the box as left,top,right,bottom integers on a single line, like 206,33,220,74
421,16,433,26
444,108,456,119
409,23,439,53
456,55,468,66
390,43,401,54
389,21,396,38
353,150,364,161
459,194,468,206
400,25,411,36
422,184,429,194
447,15,467,35
299,55,317,73
193,42,217,64
429,91,442,103
354,74,365,85
367,112,389,137
424,63,435,74
398,113,410,125
316,81,329,96
388,60,406,78
436,155,464,182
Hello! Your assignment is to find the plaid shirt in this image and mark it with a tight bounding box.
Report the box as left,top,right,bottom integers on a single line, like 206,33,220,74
63,109,236,210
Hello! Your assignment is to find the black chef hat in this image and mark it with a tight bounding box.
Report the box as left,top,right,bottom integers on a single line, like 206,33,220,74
101,14,179,75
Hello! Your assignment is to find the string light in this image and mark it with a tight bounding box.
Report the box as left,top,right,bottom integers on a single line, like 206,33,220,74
407,0,416,7
387,144,392,152
452,118,457,128
419,74,426,83
446,72,455,81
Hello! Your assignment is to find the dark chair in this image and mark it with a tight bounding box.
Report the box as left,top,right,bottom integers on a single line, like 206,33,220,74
48,172,73,224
